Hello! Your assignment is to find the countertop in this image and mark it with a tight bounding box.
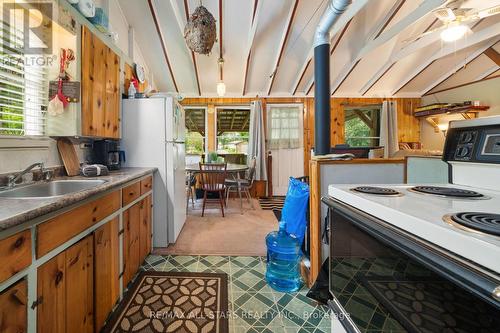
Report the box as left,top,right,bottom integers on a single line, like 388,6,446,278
0,167,156,233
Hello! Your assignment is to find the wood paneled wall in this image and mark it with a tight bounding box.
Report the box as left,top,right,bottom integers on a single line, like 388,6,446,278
181,97,421,177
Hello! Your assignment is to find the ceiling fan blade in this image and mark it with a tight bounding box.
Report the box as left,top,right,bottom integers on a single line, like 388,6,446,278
477,5,500,19
433,7,456,22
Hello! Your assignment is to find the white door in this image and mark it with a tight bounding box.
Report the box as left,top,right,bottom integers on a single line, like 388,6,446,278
267,104,304,196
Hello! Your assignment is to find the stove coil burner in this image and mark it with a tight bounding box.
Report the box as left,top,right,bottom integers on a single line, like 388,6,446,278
352,186,401,196
445,212,500,236
410,186,484,199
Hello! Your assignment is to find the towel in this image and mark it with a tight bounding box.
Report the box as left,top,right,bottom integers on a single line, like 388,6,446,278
81,164,109,177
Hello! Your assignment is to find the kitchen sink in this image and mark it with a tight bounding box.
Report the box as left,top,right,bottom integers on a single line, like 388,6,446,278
0,180,107,199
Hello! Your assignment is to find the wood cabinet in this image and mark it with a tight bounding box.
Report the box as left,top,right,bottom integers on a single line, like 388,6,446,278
0,230,31,283
93,217,120,332
37,191,119,258
123,202,141,288
37,236,94,333
81,26,120,138
123,195,152,288
139,195,152,264
122,181,141,206
0,279,27,333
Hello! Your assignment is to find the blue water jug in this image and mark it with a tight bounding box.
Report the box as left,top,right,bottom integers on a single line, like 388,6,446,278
265,221,303,292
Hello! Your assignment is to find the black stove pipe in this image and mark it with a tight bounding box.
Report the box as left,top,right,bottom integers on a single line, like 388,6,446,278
313,0,350,155
314,44,331,155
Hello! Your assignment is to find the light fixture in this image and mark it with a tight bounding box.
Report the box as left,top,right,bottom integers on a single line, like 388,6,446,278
217,81,226,97
216,57,226,97
440,23,468,42
437,122,449,136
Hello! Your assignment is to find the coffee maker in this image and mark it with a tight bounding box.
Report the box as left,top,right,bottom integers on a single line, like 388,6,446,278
92,140,125,170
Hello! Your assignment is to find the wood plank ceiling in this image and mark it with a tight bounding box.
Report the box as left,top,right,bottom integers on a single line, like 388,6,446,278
119,0,500,97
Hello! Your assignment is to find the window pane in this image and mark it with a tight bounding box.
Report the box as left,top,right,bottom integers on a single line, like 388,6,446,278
344,106,381,147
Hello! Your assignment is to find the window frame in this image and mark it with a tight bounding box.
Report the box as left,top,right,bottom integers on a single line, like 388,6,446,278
266,103,304,150
214,105,251,155
184,106,208,157
343,105,382,147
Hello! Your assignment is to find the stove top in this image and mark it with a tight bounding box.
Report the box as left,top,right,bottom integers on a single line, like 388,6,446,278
445,212,500,237
409,185,486,199
328,183,500,273
352,186,401,196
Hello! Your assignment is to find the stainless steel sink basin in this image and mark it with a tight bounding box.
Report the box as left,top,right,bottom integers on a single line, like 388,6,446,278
0,180,107,198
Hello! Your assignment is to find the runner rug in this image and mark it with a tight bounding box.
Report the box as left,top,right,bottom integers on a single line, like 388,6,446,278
104,271,229,333
258,196,285,211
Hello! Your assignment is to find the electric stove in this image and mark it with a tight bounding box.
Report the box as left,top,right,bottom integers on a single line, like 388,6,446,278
324,116,500,333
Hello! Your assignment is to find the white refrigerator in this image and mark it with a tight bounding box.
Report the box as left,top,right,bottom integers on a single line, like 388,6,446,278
121,96,186,247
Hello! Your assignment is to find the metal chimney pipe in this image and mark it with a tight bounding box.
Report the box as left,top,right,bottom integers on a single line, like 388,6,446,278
313,0,350,155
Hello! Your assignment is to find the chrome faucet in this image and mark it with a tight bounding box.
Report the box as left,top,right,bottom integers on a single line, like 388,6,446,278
6,162,53,188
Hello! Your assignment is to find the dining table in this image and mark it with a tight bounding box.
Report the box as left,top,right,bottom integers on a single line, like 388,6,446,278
185,163,249,173
185,163,250,213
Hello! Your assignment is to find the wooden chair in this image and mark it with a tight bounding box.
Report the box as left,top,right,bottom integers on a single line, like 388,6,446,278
199,163,227,217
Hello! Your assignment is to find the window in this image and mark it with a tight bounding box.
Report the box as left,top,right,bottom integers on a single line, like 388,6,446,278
0,11,48,136
185,108,206,155
267,105,303,149
344,105,381,147
216,108,249,154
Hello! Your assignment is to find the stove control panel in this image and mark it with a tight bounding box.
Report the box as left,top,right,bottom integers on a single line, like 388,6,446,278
444,125,500,163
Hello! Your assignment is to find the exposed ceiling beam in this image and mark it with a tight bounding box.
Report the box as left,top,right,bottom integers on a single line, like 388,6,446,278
242,0,263,96
484,47,500,66
304,19,352,95
474,65,499,81
359,18,439,95
356,0,446,60
169,0,201,95
392,23,500,95
147,0,179,92
219,0,223,81
266,0,300,95
290,0,370,95
425,73,500,96
330,0,407,95
420,41,497,95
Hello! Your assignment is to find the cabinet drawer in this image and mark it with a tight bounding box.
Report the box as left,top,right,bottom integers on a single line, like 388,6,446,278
0,230,31,283
122,181,141,206
140,176,153,195
37,191,119,258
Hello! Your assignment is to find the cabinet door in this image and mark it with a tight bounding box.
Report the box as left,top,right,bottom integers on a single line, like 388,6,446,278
0,279,27,333
123,203,141,288
65,236,94,333
94,218,120,332
104,46,120,138
38,236,94,333
81,26,120,138
139,196,152,264
37,251,66,333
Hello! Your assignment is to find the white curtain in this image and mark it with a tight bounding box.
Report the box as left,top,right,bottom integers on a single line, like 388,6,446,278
267,106,303,149
248,100,267,181
380,101,399,158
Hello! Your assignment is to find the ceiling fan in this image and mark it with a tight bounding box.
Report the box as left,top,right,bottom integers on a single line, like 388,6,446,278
404,1,500,43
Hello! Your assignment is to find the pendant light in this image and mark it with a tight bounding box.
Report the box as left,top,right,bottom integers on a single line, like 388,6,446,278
217,57,226,97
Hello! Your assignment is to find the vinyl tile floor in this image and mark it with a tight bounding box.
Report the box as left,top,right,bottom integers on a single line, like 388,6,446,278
142,255,332,333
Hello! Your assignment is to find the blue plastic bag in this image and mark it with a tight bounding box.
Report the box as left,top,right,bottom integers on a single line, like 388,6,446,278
281,177,310,243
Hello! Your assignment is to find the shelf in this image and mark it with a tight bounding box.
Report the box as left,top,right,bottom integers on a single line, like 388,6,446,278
414,105,490,118
415,105,490,133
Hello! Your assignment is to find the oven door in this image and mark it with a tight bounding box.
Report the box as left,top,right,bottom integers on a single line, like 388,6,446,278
323,197,500,333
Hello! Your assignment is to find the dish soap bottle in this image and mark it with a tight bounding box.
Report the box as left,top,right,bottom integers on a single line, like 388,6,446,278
128,81,136,99
265,221,303,292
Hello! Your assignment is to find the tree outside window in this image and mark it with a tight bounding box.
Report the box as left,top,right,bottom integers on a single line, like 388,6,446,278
344,106,382,147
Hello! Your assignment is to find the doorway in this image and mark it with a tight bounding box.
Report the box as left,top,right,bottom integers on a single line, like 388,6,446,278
266,104,304,195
